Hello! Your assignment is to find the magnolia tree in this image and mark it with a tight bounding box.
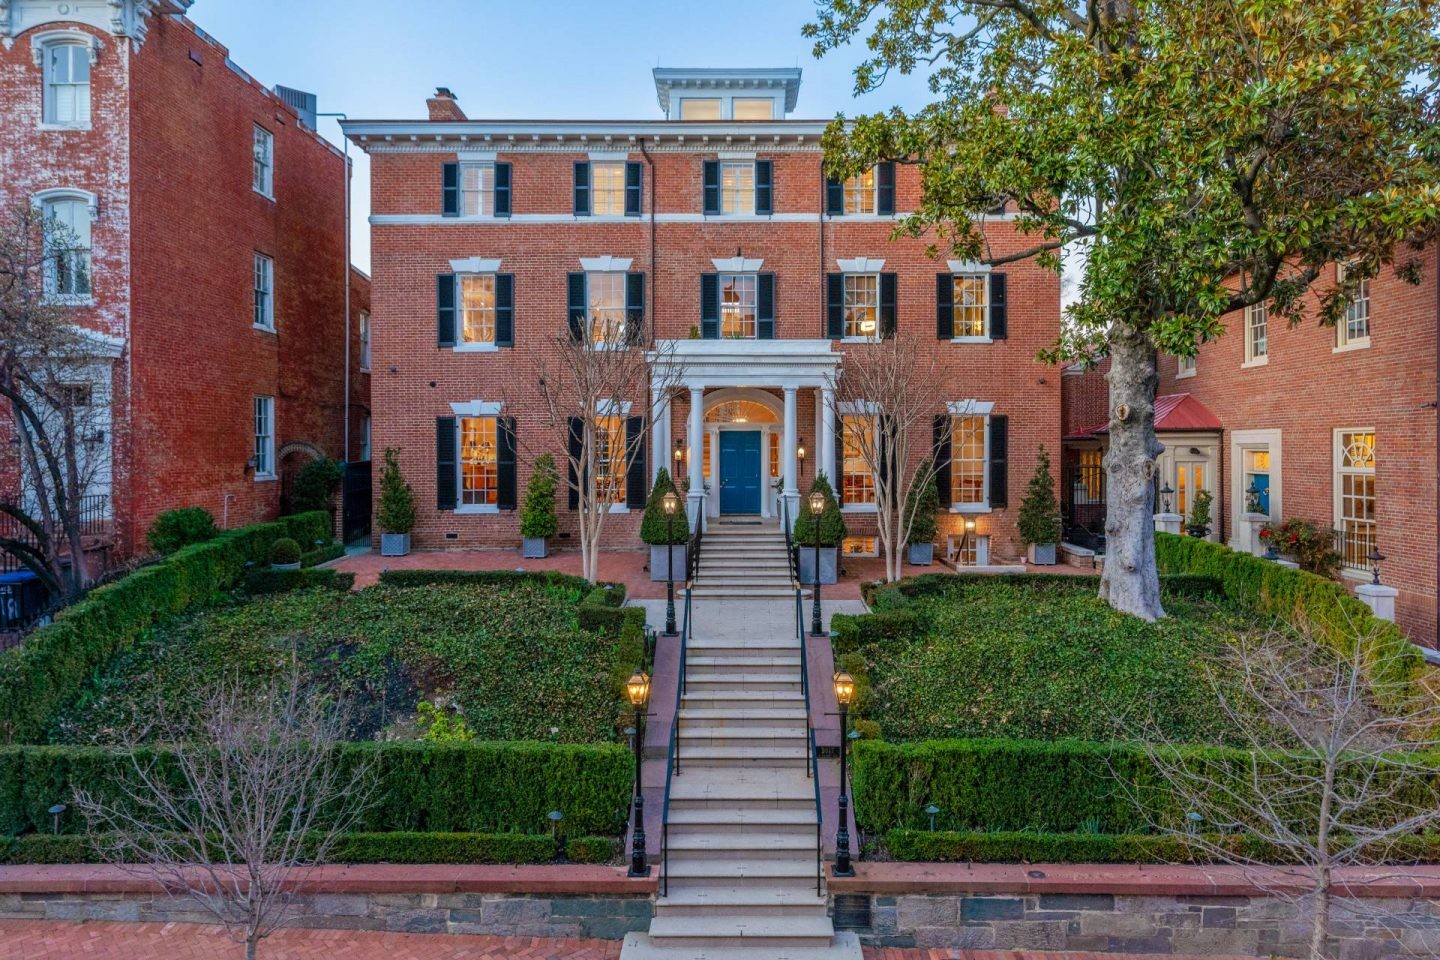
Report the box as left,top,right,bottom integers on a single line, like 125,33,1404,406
808,0,1440,620
826,336,946,581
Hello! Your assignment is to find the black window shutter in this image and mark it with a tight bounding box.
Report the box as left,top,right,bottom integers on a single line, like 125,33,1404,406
442,162,459,217
754,160,773,215
825,177,844,216
625,415,647,509
825,273,845,339
625,271,646,345
567,417,583,510
702,160,720,215
496,417,518,509
567,272,587,341
436,418,457,510
494,273,514,347
834,414,846,506
936,273,954,340
933,415,953,508
493,162,512,216
757,273,776,340
573,161,590,216
880,272,898,339
700,273,720,339
988,414,1009,507
625,161,642,216
876,162,896,215
436,274,456,347
989,272,1008,339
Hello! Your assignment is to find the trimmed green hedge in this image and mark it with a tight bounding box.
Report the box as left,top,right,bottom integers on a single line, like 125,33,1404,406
300,542,346,568
243,568,355,596
0,512,330,743
378,569,594,593
1155,533,1423,699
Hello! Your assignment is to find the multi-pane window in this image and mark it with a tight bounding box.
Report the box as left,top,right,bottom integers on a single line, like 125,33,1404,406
593,416,627,504
253,396,275,478
43,43,91,127
252,253,274,330
951,415,987,506
1076,448,1104,502
359,311,371,370
719,162,755,215
252,125,274,197
1336,430,1376,570
42,197,91,298
459,416,498,506
841,414,876,506
952,275,988,337
769,432,781,479
843,274,879,339
460,162,495,217
1244,449,1271,514
591,161,626,216
1338,263,1370,347
460,274,496,344
1244,302,1268,362
1177,354,1197,377
733,98,774,120
844,169,876,214
360,414,371,462
842,536,878,557
720,273,757,338
587,271,627,343
679,99,721,120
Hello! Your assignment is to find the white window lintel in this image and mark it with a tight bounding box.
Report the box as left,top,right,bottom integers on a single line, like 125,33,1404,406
946,260,992,274
450,256,502,274
32,187,98,218
587,150,630,162
580,255,633,272
836,256,885,274
711,256,764,273
947,399,995,416
31,30,101,67
456,150,498,164
596,399,634,418
450,400,504,417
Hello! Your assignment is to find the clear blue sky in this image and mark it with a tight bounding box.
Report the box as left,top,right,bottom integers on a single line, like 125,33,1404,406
186,0,936,272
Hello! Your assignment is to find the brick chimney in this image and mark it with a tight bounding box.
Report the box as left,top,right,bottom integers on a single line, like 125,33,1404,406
426,87,467,122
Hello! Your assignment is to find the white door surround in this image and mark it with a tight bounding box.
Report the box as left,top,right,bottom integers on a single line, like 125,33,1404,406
1230,429,1282,554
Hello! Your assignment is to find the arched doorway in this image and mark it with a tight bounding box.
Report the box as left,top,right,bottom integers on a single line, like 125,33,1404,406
701,389,783,517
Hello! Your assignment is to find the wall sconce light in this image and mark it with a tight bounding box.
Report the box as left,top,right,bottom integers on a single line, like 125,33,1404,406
796,443,806,463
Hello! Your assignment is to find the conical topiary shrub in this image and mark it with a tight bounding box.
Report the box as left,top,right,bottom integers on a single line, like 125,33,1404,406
520,454,559,540
793,472,847,547
1018,445,1062,563
640,467,688,545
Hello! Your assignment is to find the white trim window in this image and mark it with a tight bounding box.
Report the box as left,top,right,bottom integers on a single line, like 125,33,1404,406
720,273,757,338
843,168,877,215
1337,262,1370,350
1244,302,1268,364
1334,429,1376,572
951,274,988,338
679,98,721,120
719,161,755,215
461,162,496,217
591,161,626,216
733,98,774,120
358,311,371,370
253,396,275,479
460,416,499,508
252,125,274,198
461,274,497,345
840,414,876,507
252,253,274,330
587,271,627,344
1176,354,1197,379
41,196,92,299
593,415,628,505
841,535,878,558
360,413,372,462
844,274,879,339
951,414,988,507
43,41,91,127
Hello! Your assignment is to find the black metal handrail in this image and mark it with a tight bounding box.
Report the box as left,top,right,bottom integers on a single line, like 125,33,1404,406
686,508,704,582
660,583,692,898
796,581,822,897
781,496,799,583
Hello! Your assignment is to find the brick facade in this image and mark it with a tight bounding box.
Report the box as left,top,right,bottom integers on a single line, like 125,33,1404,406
0,1,368,559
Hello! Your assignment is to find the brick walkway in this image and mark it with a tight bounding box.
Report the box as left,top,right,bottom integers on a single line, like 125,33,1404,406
0,921,1259,959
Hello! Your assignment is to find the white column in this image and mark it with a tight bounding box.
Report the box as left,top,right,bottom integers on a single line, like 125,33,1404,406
820,385,836,485
650,386,669,481
687,386,705,529
783,387,798,527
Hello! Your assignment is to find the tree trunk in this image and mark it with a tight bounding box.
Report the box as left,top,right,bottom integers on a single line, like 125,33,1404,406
1097,322,1165,621
1310,875,1330,960
246,934,258,960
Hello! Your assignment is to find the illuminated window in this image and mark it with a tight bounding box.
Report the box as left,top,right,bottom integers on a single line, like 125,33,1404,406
705,400,777,424
591,161,626,216
460,416,498,506
42,196,92,298
1175,461,1206,533
719,162,755,215
1337,263,1370,348
1244,303,1268,362
769,432,781,478
1077,448,1104,501
702,432,711,480
460,274,496,344
593,416,627,504
842,536,877,557
43,41,91,127
1335,430,1376,570
679,98,721,120
460,162,494,217
732,98,773,120
252,125,273,197
951,275,988,338
720,274,757,338
587,271,627,343
841,415,876,506
844,274,879,339
843,168,876,214
950,415,987,506
1244,449,1271,515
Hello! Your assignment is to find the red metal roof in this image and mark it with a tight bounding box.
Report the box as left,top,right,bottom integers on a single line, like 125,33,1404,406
1064,392,1222,441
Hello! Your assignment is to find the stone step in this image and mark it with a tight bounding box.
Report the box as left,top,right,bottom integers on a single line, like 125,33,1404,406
678,726,808,749
677,707,808,727
664,831,817,859
685,655,802,671
665,773,814,806
686,640,801,653
689,587,799,599
646,914,834,949
620,930,863,960
676,746,809,768
692,577,794,589
685,675,801,693
654,883,827,917
681,689,804,706
664,808,818,829
659,857,820,884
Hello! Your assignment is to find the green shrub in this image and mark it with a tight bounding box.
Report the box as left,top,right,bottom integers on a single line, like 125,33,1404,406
520,454,560,540
300,542,346,568
1017,445,1062,545
146,507,218,555
904,461,939,545
243,568,355,596
377,448,416,535
1259,517,1343,579
291,457,345,514
270,537,302,565
565,835,618,864
379,569,593,593
792,473,846,546
640,468,688,545
1187,488,1214,535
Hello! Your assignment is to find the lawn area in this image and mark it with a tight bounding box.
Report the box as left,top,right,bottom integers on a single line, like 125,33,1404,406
54,579,631,746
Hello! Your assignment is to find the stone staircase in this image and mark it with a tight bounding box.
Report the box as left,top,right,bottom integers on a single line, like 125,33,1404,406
688,520,795,600
621,600,861,960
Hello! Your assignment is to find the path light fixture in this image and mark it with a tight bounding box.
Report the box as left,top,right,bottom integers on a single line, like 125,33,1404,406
662,491,680,635
833,671,856,877
625,669,652,877
809,490,826,636
925,804,940,832
48,803,66,835
1368,547,1385,586
547,809,564,859
1160,483,1174,514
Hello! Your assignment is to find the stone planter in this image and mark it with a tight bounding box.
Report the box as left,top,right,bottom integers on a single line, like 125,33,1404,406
522,537,548,559
796,545,838,586
1027,543,1057,565
906,542,935,566
649,544,687,582
380,533,411,557
270,561,301,572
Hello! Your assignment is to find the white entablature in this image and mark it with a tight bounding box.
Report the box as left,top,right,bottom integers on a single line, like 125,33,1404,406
647,338,840,392
0,0,190,49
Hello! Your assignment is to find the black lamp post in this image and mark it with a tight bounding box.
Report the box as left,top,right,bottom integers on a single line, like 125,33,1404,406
1368,547,1385,586
625,669,651,877
809,490,825,636
832,670,856,877
1160,482,1174,514
662,491,680,635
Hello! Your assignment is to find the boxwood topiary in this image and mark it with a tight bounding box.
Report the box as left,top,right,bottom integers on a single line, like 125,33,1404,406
792,473,847,547
640,467,688,545
905,461,940,545
520,454,559,540
269,537,302,565
147,507,219,555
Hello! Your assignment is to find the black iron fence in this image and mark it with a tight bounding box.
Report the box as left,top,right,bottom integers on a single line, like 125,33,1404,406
1061,462,1106,552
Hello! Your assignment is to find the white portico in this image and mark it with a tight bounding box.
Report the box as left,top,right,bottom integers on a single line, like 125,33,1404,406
648,339,841,529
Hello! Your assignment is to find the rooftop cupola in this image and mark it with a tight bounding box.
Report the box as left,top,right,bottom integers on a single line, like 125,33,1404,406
653,67,802,121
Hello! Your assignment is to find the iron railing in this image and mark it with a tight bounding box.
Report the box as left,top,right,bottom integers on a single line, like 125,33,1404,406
781,496,799,583
796,582,822,897
1061,462,1106,552
686,509,703,582
660,583,692,897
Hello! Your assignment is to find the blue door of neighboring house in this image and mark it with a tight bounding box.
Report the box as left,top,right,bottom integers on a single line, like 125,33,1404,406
719,431,763,514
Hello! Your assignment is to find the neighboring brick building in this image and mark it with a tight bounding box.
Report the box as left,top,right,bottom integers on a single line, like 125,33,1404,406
343,68,1062,566
0,0,369,562
1061,246,1438,644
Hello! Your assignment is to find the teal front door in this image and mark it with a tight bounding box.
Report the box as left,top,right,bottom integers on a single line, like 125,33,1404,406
719,431,763,514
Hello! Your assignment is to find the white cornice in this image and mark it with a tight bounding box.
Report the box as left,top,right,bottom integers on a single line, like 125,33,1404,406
1,0,189,49
653,67,803,113
341,119,833,153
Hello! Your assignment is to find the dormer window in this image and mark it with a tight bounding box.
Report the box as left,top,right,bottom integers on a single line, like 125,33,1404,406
679,98,722,120
733,98,774,120
42,40,91,127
